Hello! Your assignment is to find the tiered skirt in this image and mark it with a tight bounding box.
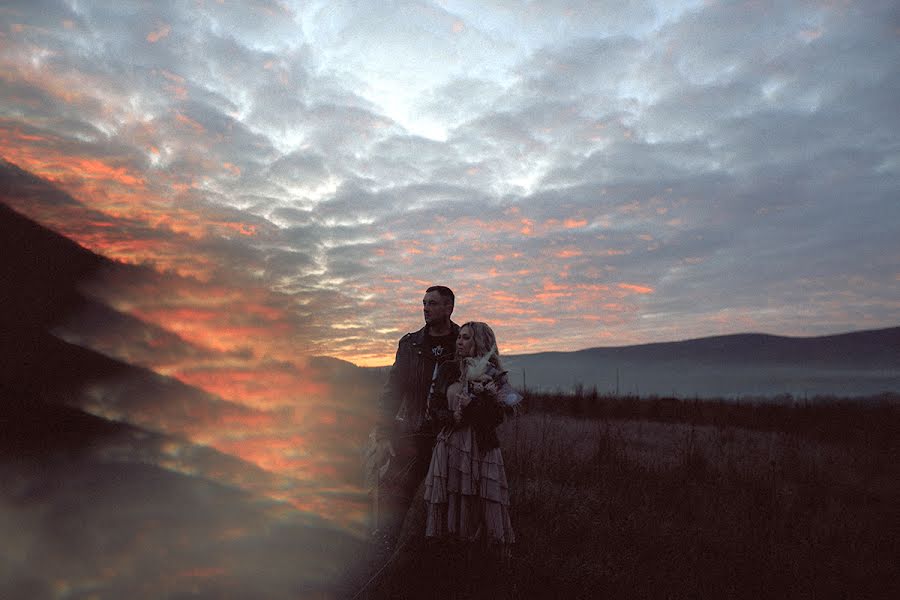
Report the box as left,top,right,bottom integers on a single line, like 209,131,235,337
423,425,515,544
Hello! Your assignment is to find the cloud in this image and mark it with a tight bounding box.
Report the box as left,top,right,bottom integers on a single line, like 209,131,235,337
145,23,171,43
0,0,897,365
2,4,898,596
2,166,381,542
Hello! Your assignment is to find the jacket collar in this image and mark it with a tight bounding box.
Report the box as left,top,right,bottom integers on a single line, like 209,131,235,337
409,320,459,346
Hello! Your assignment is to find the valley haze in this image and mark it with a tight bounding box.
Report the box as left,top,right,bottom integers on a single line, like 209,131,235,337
364,327,900,399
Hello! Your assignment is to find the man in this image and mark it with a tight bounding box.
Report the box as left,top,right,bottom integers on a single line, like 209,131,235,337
372,285,459,547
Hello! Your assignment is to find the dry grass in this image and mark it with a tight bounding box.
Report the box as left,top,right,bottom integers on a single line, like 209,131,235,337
363,394,900,599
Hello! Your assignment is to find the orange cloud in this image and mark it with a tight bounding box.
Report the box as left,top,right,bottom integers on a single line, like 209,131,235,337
401,240,424,255
175,112,205,135
526,316,558,325
13,130,49,142
554,248,583,258
160,70,185,83
797,28,823,42
146,24,171,43
618,283,654,295
178,568,227,579
541,279,566,292
488,291,524,304
535,291,570,303
72,157,146,186
220,222,258,237
175,366,331,409
165,83,188,100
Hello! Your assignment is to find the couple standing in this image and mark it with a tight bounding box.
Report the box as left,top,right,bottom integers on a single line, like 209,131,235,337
372,285,519,556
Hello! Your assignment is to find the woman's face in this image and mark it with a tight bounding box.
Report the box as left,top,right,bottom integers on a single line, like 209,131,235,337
456,326,475,358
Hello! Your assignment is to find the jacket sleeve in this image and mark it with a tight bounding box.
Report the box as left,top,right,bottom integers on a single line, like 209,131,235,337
428,362,457,429
459,384,504,434
376,336,407,436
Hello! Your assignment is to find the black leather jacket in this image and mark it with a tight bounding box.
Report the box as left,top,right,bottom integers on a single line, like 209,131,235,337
377,322,459,436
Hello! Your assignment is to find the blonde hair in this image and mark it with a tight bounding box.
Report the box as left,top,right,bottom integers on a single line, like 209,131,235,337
459,321,502,382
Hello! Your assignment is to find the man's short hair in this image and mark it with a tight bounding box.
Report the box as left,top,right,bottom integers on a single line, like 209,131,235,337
426,285,455,307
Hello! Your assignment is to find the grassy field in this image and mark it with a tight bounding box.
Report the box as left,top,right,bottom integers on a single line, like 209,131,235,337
360,393,899,599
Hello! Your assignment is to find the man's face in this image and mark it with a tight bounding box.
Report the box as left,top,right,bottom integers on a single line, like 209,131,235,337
422,290,452,326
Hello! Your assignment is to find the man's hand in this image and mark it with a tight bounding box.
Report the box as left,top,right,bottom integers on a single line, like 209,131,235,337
376,436,396,459
364,429,396,489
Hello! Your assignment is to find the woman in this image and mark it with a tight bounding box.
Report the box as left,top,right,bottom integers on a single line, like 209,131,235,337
423,321,519,546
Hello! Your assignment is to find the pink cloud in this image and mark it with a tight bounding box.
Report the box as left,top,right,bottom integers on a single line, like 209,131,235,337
146,24,171,43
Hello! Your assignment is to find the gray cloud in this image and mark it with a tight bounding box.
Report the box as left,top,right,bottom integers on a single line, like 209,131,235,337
1,0,897,358
3,5,898,595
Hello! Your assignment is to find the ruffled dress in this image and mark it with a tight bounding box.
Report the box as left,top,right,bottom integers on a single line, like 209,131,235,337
423,377,515,544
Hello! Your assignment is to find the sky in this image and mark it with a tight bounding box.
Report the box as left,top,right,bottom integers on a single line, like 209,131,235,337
0,1,898,595
2,0,899,367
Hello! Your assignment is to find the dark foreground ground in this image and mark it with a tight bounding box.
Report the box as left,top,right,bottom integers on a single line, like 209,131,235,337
352,392,899,599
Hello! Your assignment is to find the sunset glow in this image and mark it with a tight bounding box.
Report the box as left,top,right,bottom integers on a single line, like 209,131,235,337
1,4,898,588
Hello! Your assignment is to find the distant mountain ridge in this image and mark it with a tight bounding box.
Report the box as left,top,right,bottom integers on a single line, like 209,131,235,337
500,328,900,398
518,328,900,367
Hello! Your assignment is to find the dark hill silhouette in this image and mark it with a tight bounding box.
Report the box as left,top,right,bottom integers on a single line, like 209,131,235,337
0,186,346,492
0,175,381,483
501,328,900,397
0,196,267,426
0,382,364,599
0,380,297,496
0,193,128,400
0,163,369,598
571,329,900,368
0,199,104,328
1,381,130,457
